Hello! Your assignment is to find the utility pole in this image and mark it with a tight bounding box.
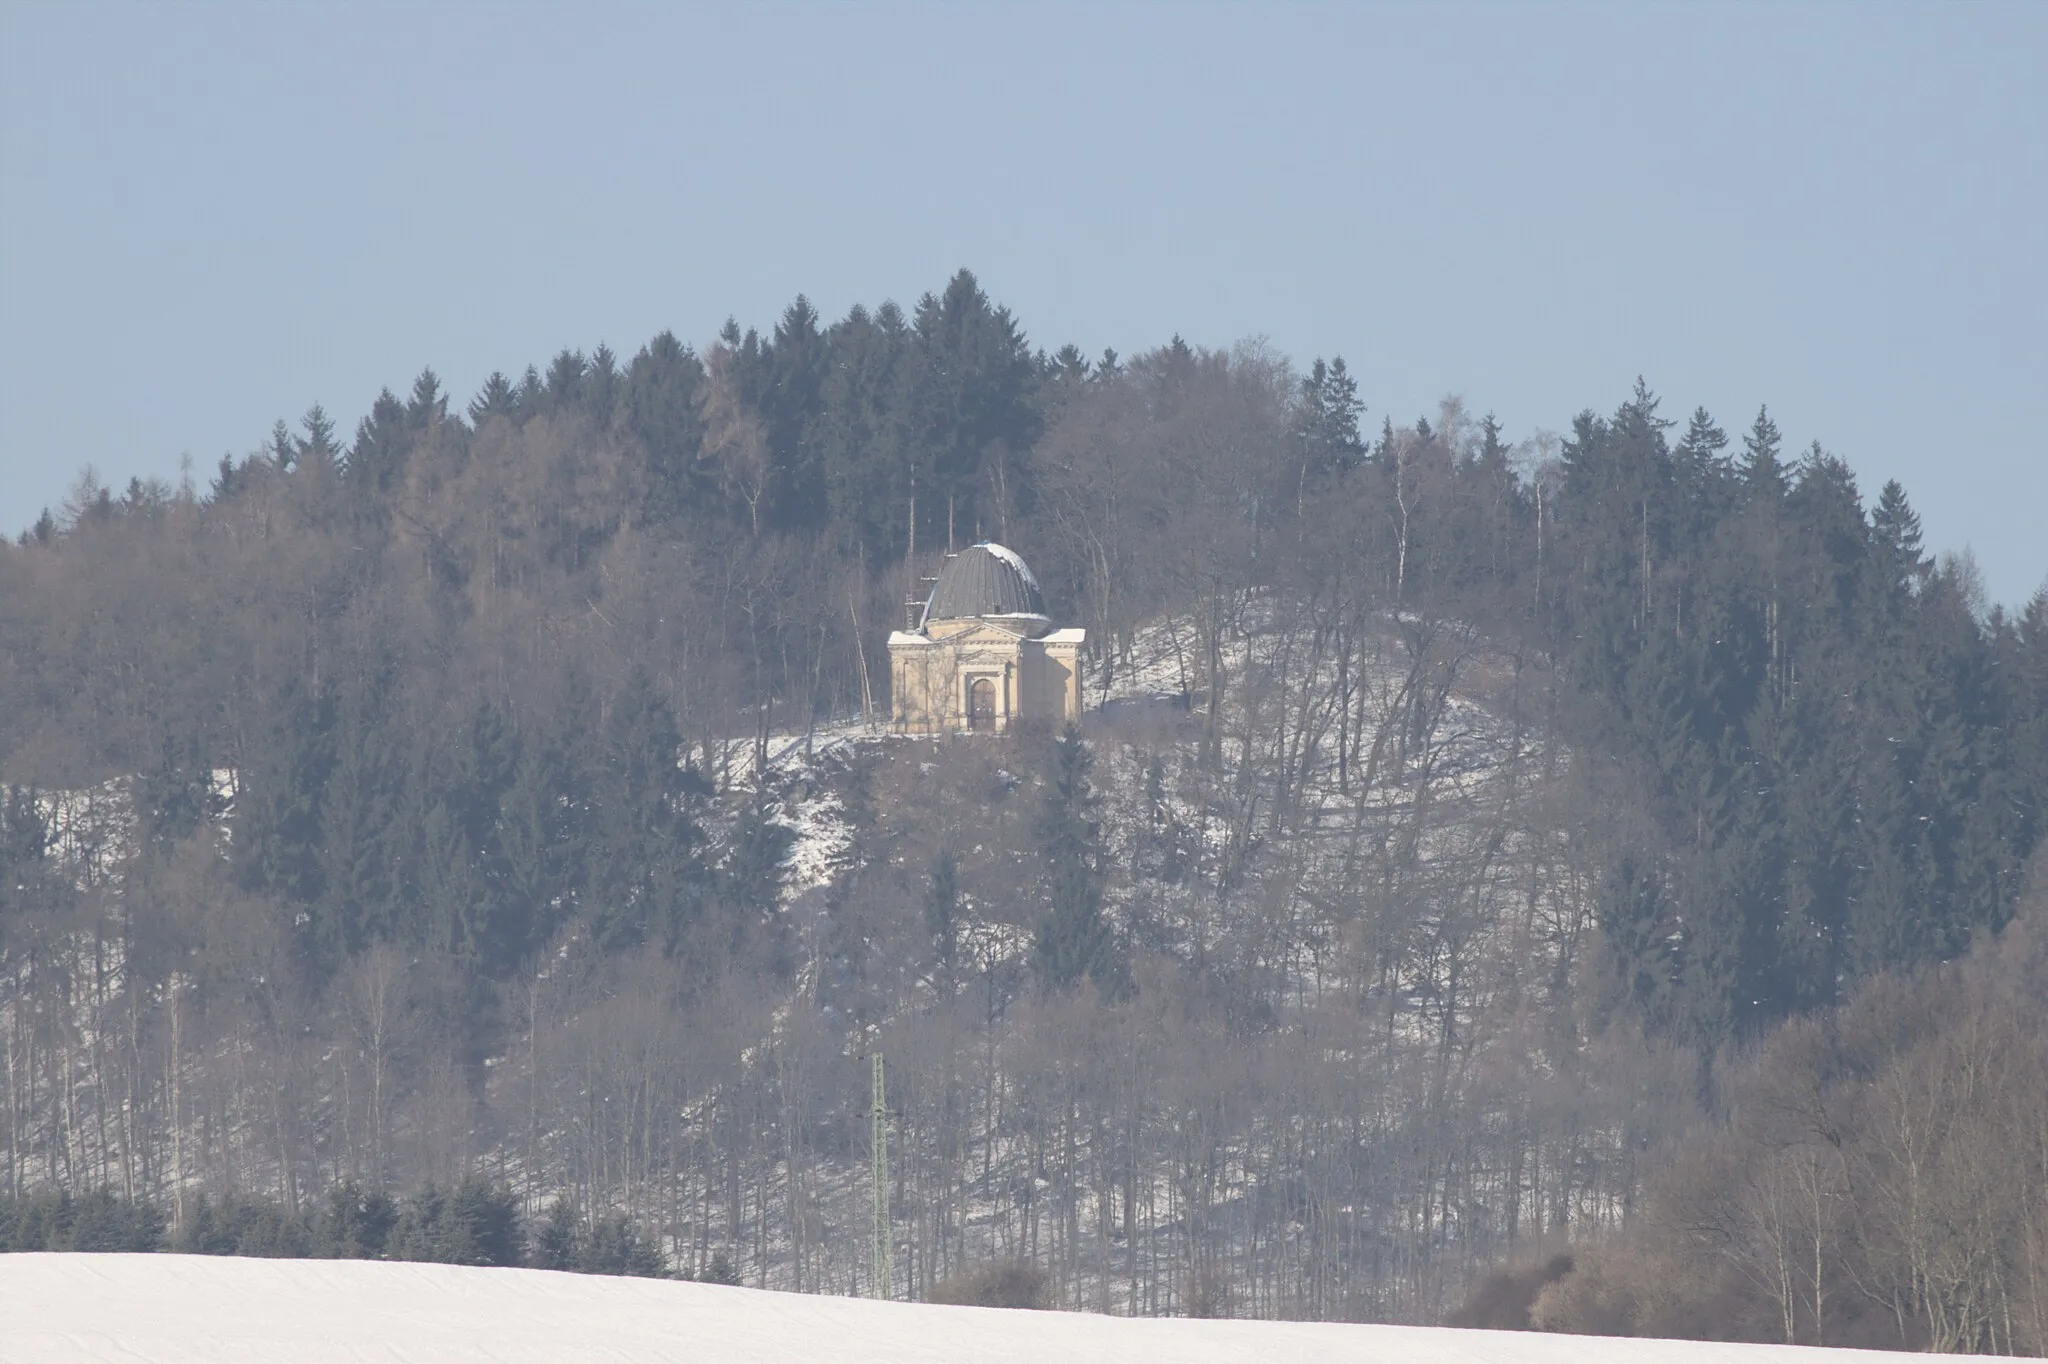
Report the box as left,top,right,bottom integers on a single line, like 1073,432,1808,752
871,1052,891,1300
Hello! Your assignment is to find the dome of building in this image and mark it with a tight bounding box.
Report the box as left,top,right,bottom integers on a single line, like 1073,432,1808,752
922,542,1047,624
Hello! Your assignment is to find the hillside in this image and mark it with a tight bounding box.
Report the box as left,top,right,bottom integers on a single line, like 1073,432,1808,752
3,272,2045,1351
0,1254,1958,1364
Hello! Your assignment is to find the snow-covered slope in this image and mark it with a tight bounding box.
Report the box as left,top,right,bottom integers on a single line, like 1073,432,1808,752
2,1254,1945,1364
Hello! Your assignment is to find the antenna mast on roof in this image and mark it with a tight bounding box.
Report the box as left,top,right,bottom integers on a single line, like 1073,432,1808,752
905,575,938,631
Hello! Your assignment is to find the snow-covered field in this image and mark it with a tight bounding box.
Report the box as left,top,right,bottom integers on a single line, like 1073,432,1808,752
1,1254,1947,1364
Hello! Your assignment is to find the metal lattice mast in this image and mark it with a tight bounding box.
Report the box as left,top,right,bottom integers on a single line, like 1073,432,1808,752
870,1052,891,1300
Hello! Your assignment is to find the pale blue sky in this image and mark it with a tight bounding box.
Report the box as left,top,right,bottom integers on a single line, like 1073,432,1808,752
3,1,2042,603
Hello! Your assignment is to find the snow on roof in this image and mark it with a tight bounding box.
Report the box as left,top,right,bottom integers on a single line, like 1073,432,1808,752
3,1253,1943,1364
975,541,1040,594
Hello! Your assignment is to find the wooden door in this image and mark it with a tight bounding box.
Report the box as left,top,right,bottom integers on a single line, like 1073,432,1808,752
968,677,996,730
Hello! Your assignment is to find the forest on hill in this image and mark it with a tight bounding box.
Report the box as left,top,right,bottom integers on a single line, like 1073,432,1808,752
2,269,2045,1351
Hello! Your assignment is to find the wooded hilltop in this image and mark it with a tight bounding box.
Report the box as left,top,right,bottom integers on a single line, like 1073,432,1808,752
2,270,2044,1352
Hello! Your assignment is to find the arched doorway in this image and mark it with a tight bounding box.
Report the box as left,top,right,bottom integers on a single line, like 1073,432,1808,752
968,677,997,731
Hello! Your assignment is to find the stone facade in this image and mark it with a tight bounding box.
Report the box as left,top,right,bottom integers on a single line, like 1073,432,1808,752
887,544,1085,734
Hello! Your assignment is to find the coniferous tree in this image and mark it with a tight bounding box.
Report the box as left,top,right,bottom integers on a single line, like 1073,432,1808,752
388,1179,523,1267
515,363,546,412
1740,405,1787,504
1868,478,1929,608
542,349,588,417
578,669,708,955
297,403,342,470
1673,405,1732,540
235,678,336,919
322,1182,397,1258
621,332,710,527
467,370,519,427
584,343,621,428
1294,355,1367,481
406,368,448,427
710,783,792,969
135,727,218,856
764,296,829,532
345,388,415,516
267,417,299,473
1,1190,165,1252
1596,848,1679,1034
581,1211,667,1277
1032,726,1116,993
532,1197,581,1271
0,785,63,929
904,269,1038,549
817,301,912,557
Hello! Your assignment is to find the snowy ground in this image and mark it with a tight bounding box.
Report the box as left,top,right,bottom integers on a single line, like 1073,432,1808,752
2,1255,1948,1364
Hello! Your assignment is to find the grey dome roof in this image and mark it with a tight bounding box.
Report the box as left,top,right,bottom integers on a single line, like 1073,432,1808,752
923,543,1046,623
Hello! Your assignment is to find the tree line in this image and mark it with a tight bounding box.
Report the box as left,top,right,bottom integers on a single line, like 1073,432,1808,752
0,1178,703,1282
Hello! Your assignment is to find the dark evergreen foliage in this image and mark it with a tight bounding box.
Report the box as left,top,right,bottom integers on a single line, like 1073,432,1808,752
388,1178,525,1267
0,1190,165,1252
175,1191,314,1257
1,1184,673,1281
1032,726,1120,994
323,1182,399,1258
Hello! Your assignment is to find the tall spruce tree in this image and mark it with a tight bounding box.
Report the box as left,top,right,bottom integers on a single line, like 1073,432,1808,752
467,371,519,427
1032,726,1117,993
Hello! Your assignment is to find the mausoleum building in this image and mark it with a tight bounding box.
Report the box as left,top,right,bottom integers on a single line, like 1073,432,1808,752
887,543,1085,734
